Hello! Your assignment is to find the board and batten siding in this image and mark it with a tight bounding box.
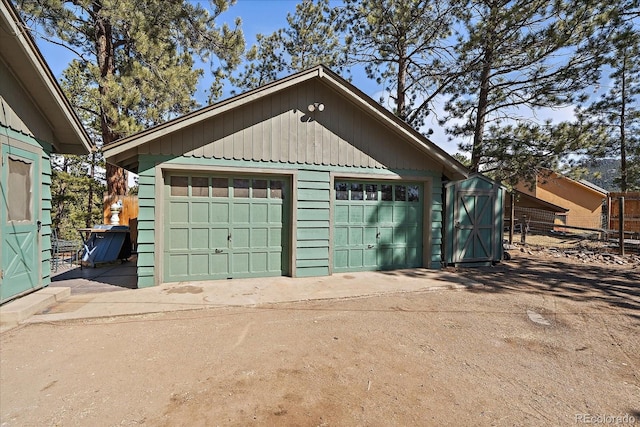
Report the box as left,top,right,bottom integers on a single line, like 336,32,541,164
129,80,446,175
296,170,331,277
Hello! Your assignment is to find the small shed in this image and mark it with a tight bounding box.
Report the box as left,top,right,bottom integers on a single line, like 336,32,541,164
444,174,504,266
104,65,472,288
0,0,93,303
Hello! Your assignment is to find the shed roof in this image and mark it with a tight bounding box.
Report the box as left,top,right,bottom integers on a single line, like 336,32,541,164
103,65,468,180
0,0,93,154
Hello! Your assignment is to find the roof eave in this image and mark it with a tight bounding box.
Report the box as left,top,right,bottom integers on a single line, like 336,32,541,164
1,0,94,154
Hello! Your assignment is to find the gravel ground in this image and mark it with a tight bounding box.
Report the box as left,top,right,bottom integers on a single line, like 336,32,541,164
1,251,638,426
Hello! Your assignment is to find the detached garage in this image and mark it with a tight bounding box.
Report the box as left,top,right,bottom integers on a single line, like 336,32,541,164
103,65,470,288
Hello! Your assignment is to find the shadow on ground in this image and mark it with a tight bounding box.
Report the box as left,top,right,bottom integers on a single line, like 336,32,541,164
447,256,640,322
50,256,138,293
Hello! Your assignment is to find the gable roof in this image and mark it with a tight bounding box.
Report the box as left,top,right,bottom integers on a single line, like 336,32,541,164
0,0,93,154
511,189,569,213
103,65,468,180
540,169,608,197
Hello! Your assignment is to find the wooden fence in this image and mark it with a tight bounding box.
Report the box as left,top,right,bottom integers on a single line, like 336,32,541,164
608,192,640,234
103,195,139,250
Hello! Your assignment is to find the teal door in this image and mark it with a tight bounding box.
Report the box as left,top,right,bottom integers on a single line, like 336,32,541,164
164,174,289,282
334,181,423,272
453,191,494,263
1,145,41,303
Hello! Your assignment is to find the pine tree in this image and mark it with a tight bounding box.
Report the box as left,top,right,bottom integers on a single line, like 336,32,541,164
340,0,464,129
444,0,619,173
17,0,245,195
231,0,344,93
576,25,640,192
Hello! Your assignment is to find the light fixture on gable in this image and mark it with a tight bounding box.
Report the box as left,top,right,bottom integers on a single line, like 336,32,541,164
307,102,325,112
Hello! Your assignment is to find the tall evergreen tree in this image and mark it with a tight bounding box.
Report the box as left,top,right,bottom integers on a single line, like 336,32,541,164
444,0,619,173
575,25,640,192
340,0,464,129
17,0,245,195
231,0,344,93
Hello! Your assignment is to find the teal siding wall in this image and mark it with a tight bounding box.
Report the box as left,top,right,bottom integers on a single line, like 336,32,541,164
430,179,444,268
136,158,157,287
296,170,330,277
41,148,52,285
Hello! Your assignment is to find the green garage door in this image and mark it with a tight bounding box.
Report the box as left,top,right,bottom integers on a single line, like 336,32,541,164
164,174,289,282
334,181,423,272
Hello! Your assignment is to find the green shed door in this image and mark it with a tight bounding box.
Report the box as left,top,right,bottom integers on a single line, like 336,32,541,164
333,181,423,273
164,175,289,282
1,145,40,303
453,191,495,263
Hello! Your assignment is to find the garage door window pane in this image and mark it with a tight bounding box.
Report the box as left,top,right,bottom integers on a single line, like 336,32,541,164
408,185,419,202
335,182,348,200
212,178,228,197
192,177,209,197
271,180,285,199
381,185,393,201
234,179,250,198
366,184,378,201
253,179,267,198
171,176,188,196
395,185,406,201
7,157,32,222
351,183,363,200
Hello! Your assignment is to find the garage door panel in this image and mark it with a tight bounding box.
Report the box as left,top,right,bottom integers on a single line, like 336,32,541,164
334,227,348,246
364,227,377,244
233,228,250,248
349,249,363,268
269,204,283,222
349,205,364,222
211,202,230,222
233,203,250,222
269,228,283,247
334,180,423,273
191,228,209,249
378,205,393,223
165,174,289,282
232,252,250,274
251,203,269,223
252,251,268,272
171,228,189,250
335,205,349,223
169,254,188,276
211,228,229,247
363,248,377,266
349,227,363,245
191,202,209,222
211,253,229,275
170,202,189,223
251,228,268,247
334,249,348,269
190,253,209,275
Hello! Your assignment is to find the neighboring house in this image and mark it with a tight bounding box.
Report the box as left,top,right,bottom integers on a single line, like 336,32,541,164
515,170,607,230
104,65,506,288
0,0,93,303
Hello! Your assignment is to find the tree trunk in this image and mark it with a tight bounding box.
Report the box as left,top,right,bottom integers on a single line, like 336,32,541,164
619,48,628,192
93,2,127,196
396,44,407,121
471,48,493,173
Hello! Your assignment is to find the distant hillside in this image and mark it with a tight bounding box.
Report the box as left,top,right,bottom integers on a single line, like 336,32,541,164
584,158,620,192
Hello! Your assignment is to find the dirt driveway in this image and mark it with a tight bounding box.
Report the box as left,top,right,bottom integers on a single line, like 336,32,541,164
1,252,638,426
